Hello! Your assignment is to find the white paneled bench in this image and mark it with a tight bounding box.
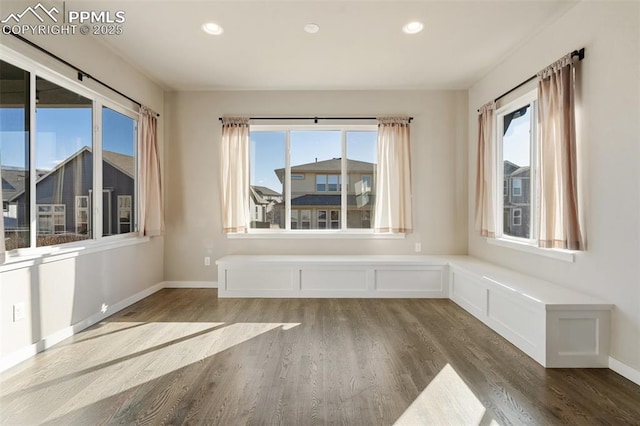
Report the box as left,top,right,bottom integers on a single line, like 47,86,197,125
216,254,613,368
216,255,450,298
448,257,612,368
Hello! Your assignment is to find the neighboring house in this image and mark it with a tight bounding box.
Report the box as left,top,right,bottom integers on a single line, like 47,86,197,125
6,147,134,241
3,167,26,228
503,160,530,238
272,158,375,229
250,185,283,228
2,167,47,230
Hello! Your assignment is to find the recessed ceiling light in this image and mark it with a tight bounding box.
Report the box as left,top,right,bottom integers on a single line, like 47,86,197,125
402,21,424,34
202,22,224,35
304,23,320,34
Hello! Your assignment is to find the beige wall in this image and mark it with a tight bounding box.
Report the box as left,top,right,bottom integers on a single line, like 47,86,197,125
468,2,640,371
0,32,165,358
164,90,468,281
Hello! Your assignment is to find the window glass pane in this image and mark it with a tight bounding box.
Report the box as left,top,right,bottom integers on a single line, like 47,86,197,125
327,174,338,192
0,60,30,250
502,105,531,239
346,131,376,229
300,209,311,229
316,174,326,192
250,131,285,229
291,131,341,229
35,77,92,246
103,107,136,236
330,210,340,229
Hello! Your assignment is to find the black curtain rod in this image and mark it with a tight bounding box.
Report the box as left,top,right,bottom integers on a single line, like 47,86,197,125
8,32,159,117
218,116,413,123
477,48,585,112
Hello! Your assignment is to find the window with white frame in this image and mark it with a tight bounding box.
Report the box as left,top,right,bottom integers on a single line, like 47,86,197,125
104,107,137,236
512,178,522,196
249,125,377,231
75,196,90,234
37,204,65,235
512,208,522,226
117,195,132,234
317,210,327,229
496,91,536,242
0,56,139,253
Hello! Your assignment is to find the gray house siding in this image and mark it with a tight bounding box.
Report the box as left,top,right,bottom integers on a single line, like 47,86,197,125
9,149,134,237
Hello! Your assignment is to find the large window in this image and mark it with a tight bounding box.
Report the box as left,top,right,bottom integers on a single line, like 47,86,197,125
249,125,377,231
103,107,136,236
0,61,30,250
35,76,93,246
496,91,536,242
0,57,139,254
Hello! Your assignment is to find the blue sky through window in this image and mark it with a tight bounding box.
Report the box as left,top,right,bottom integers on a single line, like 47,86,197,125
250,129,377,195
503,107,531,168
1,107,135,170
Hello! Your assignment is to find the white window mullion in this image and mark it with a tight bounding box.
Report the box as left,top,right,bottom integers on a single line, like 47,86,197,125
495,114,505,239
285,130,291,230
28,72,36,247
341,130,347,230
93,102,103,239
530,99,538,245
133,120,139,233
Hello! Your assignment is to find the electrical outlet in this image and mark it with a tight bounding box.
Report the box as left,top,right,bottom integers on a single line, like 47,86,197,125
13,303,25,322
204,256,211,266
415,243,422,253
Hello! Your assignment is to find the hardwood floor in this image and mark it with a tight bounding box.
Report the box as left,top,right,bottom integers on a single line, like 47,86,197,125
2,289,639,425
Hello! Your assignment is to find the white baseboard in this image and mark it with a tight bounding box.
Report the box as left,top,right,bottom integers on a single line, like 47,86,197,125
163,281,218,288
609,357,640,386
0,282,164,373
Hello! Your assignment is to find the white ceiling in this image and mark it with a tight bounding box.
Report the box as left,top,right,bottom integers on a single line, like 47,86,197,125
87,0,577,91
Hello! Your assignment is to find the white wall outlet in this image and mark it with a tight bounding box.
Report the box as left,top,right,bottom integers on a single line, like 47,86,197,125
204,256,211,266
414,242,422,253
13,302,25,322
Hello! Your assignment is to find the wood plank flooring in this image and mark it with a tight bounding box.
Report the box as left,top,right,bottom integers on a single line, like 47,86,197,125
2,289,639,425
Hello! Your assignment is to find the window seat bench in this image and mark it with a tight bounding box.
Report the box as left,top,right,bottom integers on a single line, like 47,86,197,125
448,256,612,367
216,254,612,367
216,255,451,298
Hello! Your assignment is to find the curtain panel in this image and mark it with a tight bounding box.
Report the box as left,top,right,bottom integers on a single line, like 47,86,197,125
537,54,584,250
138,106,164,237
475,101,496,238
373,116,413,233
221,117,250,234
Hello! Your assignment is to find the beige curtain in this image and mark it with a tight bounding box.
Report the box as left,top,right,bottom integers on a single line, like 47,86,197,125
537,54,584,250
138,106,164,237
475,101,496,238
221,117,250,233
374,116,413,233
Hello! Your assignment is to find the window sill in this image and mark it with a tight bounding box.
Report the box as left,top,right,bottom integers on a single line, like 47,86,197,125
227,230,406,240
485,237,575,262
0,235,151,273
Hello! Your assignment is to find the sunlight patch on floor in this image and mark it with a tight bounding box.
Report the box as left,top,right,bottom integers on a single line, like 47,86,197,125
394,363,500,426
0,322,300,425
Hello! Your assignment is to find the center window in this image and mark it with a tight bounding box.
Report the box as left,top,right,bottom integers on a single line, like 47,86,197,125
249,126,377,231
